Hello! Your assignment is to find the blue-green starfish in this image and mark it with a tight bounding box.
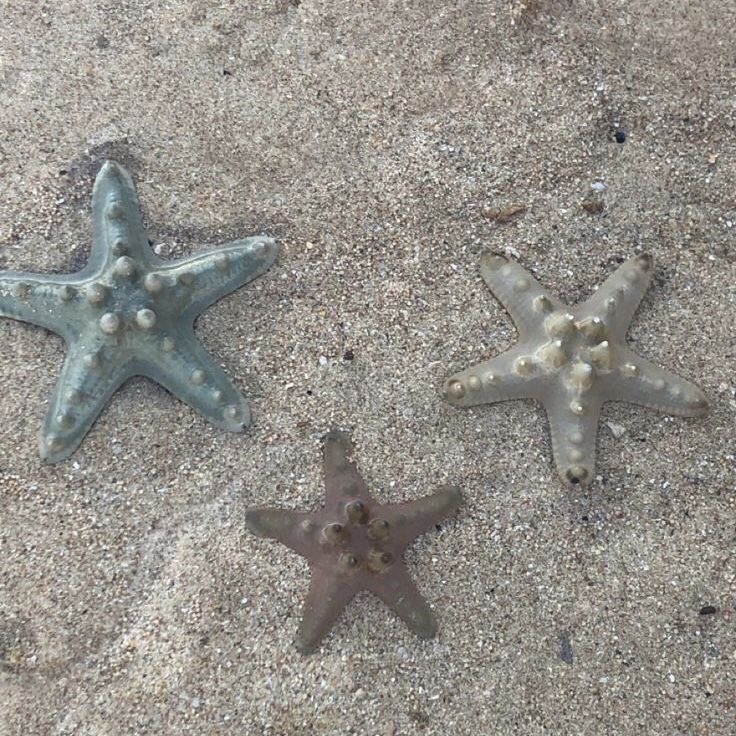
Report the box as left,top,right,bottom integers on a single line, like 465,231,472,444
0,160,278,462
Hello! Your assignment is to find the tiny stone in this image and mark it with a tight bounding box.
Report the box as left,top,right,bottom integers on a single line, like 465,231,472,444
559,631,573,665
343,349,354,361
582,197,604,215
699,605,717,616
606,421,626,439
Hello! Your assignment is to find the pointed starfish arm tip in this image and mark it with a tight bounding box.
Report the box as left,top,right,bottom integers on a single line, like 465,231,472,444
140,333,251,433
479,251,563,336
322,429,368,501
0,274,82,337
370,566,438,639
295,575,357,653
444,351,541,407
581,253,654,338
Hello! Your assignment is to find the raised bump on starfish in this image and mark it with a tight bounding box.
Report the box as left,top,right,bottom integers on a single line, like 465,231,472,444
0,160,278,462
444,252,708,487
245,430,461,653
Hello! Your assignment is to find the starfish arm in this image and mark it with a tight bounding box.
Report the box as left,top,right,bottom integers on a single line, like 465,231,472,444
0,273,83,339
380,486,461,542
479,252,564,338
322,429,370,503
161,238,278,320
544,393,603,487
245,507,313,557
296,572,359,653
38,338,130,462
138,328,251,432
603,347,708,416
368,563,438,639
90,160,153,268
579,254,653,340
444,347,544,407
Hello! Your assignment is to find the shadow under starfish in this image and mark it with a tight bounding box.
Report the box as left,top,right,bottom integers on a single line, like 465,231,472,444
247,430,462,653
444,252,708,487
0,160,278,462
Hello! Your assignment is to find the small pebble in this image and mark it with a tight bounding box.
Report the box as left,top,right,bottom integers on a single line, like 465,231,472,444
582,197,604,214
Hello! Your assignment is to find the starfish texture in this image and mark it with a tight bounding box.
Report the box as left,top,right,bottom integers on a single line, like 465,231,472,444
0,160,278,462
444,252,708,486
246,430,461,653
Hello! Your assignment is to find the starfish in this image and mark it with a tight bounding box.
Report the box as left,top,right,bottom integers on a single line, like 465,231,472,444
444,252,708,486
246,430,461,653
0,160,278,462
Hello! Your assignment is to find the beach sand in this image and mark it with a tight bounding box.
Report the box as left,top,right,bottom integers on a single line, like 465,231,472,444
0,1,734,733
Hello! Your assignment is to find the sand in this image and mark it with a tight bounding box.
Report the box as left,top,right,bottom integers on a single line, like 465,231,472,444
1,1,734,734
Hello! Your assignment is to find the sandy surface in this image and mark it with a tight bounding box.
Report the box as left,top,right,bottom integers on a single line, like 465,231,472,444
1,1,735,734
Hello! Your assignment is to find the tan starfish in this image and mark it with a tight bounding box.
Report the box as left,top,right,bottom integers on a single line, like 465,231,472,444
444,253,708,486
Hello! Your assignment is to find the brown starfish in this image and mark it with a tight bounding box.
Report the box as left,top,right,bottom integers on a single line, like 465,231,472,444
246,430,461,653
